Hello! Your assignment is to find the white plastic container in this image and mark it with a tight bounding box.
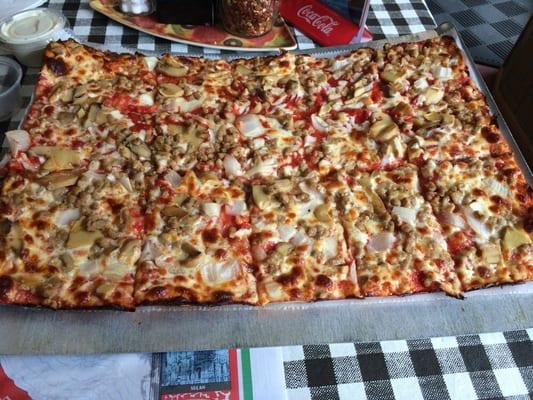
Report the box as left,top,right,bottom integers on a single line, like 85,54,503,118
0,56,22,121
0,9,68,67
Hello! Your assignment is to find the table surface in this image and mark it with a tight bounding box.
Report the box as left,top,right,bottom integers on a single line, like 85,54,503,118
1,1,532,399
1,329,532,400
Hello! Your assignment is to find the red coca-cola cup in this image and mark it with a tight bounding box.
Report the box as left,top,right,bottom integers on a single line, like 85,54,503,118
280,0,371,46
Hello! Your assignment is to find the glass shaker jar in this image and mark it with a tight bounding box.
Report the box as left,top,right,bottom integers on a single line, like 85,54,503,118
119,0,156,16
218,0,280,38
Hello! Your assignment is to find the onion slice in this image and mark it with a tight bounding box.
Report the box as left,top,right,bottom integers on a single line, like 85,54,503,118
463,207,490,242
252,245,267,262
141,237,161,262
227,200,247,216
202,260,239,284
304,135,317,147
223,155,243,177
118,175,133,192
0,153,10,168
202,202,221,217
440,212,465,228
321,237,338,260
367,232,396,251
278,224,296,241
236,114,265,138
311,114,328,132
56,208,80,226
349,261,357,283
486,178,511,198
6,130,30,156
291,230,311,246
164,170,181,187
392,206,417,225
245,158,276,177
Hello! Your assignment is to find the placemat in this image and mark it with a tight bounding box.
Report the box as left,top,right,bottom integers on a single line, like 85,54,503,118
283,329,533,400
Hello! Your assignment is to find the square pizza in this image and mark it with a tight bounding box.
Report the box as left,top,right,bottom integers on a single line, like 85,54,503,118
0,37,531,309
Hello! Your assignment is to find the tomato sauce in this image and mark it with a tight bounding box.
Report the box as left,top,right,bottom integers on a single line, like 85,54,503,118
341,108,370,124
371,82,384,103
446,231,473,254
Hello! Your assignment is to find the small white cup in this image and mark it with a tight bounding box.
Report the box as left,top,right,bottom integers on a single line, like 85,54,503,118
0,9,68,67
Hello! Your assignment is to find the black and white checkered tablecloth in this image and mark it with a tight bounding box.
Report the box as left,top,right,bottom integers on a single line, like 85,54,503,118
283,329,533,400
427,0,532,67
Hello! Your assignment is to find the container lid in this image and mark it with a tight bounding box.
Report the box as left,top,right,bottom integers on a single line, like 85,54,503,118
0,56,22,96
0,9,66,45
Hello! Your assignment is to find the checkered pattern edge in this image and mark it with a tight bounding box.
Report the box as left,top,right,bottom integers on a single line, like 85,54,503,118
427,0,532,66
43,0,435,53
283,329,533,400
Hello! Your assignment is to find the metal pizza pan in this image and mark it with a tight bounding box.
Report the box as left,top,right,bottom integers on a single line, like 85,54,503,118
0,23,532,355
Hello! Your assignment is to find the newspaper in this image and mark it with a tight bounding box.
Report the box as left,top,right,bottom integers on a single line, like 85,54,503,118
0,348,286,400
149,348,286,400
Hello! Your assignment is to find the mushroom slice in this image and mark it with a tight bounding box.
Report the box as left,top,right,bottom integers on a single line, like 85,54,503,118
158,83,184,97
72,85,88,105
118,239,142,265
424,87,444,105
38,171,81,189
252,185,271,210
275,242,294,256
85,103,107,126
381,66,407,82
128,142,151,158
6,223,23,252
49,83,74,103
0,219,11,235
235,64,252,76
162,206,187,218
66,230,102,249
60,253,76,272
156,62,188,77
424,112,442,122
273,179,292,192
368,113,399,143
314,203,331,223
482,243,502,265
31,146,83,171
367,190,387,215
182,242,201,259
503,228,531,251
442,113,455,126
57,111,75,126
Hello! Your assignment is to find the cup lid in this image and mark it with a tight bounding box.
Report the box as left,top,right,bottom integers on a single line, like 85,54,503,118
0,9,67,45
0,56,22,96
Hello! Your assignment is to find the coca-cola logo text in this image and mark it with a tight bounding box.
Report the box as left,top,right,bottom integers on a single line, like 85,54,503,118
297,5,339,36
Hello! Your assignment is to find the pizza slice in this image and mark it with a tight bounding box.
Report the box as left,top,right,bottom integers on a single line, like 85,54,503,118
324,166,461,297
249,176,358,304
368,165,462,296
24,40,158,149
134,171,258,305
0,164,144,309
268,66,402,177
420,154,533,290
0,172,60,307
326,174,426,296
371,37,508,165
